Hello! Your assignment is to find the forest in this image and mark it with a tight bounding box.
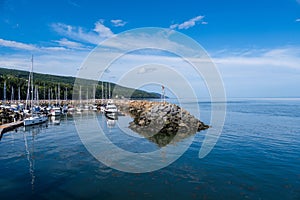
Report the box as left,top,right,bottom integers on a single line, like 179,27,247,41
0,67,160,101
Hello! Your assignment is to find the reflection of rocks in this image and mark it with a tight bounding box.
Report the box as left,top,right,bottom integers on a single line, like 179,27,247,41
118,100,209,147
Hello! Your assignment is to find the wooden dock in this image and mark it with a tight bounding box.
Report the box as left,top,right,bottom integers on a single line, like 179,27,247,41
0,121,23,140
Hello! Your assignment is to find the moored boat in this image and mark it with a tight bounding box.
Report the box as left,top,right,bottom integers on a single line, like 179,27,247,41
24,114,48,126
104,103,118,114
50,107,61,116
23,55,48,126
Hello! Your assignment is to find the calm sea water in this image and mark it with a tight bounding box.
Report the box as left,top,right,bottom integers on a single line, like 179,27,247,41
0,99,299,199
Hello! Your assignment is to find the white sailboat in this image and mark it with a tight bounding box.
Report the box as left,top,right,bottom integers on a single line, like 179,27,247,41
49,84,61,116
104,81,117,116
24,56,48,126
76,85,83,113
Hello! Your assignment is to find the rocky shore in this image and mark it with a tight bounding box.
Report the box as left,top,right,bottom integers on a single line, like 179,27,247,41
117,100,209,147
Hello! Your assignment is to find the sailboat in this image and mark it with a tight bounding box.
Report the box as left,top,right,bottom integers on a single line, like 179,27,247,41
24,56,48,126
76,85,83,113
49,84,62,116
91,84,98,111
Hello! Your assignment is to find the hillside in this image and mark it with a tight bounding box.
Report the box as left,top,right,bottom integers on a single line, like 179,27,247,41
0,67,161,101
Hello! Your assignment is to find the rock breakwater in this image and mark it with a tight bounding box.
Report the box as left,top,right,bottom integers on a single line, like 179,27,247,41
117,100,209,147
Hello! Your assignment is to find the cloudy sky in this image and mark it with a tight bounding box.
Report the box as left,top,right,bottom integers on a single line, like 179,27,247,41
0,0,300,98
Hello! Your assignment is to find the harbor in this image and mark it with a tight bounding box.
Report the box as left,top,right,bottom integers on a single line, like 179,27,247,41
0,58,209,138
0,98,209,139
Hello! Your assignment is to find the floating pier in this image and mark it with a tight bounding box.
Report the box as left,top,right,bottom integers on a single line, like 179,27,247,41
0,121,23,140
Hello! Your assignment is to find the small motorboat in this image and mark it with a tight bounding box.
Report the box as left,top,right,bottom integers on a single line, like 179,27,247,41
50,107,61,116
104,102,118,114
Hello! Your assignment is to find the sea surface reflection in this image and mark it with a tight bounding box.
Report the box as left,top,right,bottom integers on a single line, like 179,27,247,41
0,100,299,199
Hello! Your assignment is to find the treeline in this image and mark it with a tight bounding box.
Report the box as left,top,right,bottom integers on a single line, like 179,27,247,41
0,67,160,101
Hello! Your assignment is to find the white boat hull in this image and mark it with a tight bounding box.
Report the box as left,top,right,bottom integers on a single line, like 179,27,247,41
50,110,61,116
24,115,48,126
104,104,118,114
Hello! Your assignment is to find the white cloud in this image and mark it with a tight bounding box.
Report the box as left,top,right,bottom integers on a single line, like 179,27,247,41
0,38,87,52
296,18,300,22
213,47,300,70
0,38,38,50
41,46,68,51
111,19,127,27
93,20,114,37
0,39,90,76
170,15,205,30
54,38,89,50
207,47,300,97
169,24,178,29
51,23,97,44
0,50,89,76
0,20,116,77
137,67,157,74
51,20,114,45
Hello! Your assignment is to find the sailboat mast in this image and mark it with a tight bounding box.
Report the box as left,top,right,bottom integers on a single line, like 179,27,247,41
79,85,82,105
11,86,14,102
35,85,39,105
101,82,104,100
3,81,6,103
65,87,67,101
93,84,96,103
48,88,50,104
25,56,33,110
30,55,34,108
58,83,60,105
18,86,20,102
55,85,57,105
108,82,111,99
86,87,88,104
43,82,46,100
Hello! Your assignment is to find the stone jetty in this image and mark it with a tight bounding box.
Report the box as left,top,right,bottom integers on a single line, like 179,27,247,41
116,100,209,147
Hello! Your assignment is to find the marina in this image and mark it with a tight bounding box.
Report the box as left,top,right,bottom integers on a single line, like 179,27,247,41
1,1,299,198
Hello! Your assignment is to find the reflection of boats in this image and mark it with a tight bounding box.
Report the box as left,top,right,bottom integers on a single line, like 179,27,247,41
23,131,35,192
106,118,117,128
105,112,118,120
23,122,47,192
23,122,48,132
104,109,118,128
50,116,60,125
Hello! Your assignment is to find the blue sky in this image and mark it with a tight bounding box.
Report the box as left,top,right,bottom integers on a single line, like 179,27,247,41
0,0,300,98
